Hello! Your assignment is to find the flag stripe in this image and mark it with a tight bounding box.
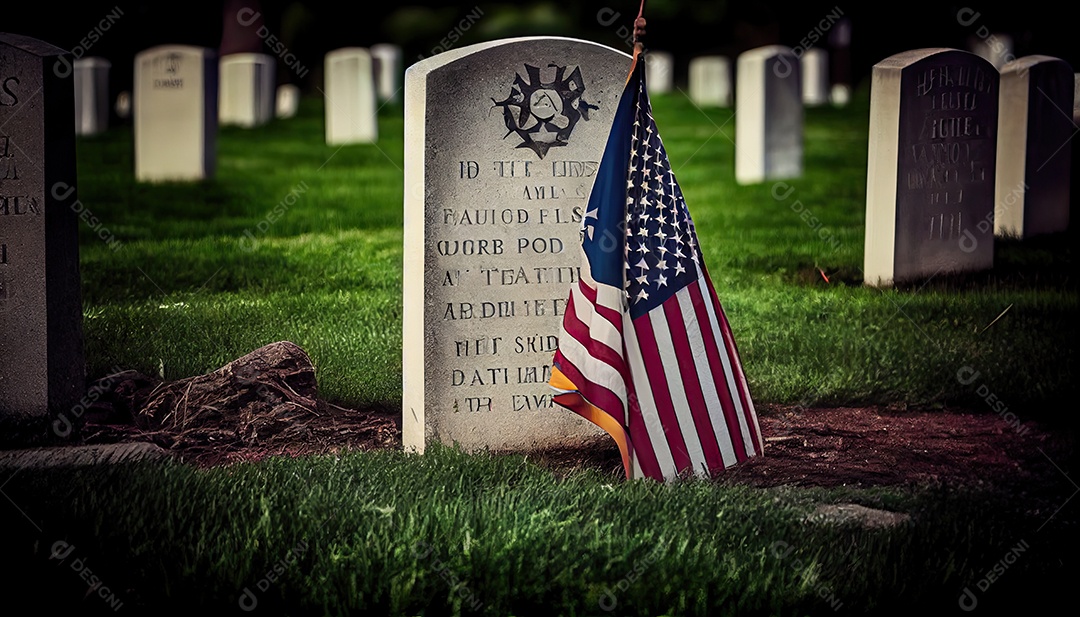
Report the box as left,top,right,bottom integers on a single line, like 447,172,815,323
622,314,678,480
632,313,694,474
688,279,748,462
675,286,738,468
664,289,729,474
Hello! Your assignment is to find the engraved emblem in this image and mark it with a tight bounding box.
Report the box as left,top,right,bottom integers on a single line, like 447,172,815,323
492,63,599,159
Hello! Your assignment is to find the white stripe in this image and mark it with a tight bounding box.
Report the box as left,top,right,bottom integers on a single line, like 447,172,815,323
557,323,629,406
696,276,756,456
623,312,678,480
722,307,763,454
676,287,737,468
649,307,710,476
569,283,623,358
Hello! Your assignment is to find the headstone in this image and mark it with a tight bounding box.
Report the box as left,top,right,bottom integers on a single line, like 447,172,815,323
995,55,1073,238
735,45,802,184
115,91,131,119
969,34,1014,71
134,45,218,182
0,34,85,425
371,43,402,103
801,48,829,106
276,84,299,118
1074,74,1080,124
828,17,852,103
404,37,631,453
863,49,998,287
645,50,673,94
219,52,275,127
324,47,377,145
688,55,731,107
830,84,851,106
73,57,110,136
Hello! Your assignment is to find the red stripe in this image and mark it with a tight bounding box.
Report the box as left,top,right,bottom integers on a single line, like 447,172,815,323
661,294,728,473
577,279,624,329
632,313,692,473
688,280,748,462
561,291,630,385
624,382,664,480
553,349,626,422
701,268,761,455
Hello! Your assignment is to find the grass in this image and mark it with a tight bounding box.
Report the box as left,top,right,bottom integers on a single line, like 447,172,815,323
71,89,1078,416
1,446,1072,615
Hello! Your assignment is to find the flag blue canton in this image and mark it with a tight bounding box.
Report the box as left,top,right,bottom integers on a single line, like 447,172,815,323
581,60,701,321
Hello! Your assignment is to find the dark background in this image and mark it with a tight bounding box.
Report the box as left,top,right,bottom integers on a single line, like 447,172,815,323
6,1,1076,96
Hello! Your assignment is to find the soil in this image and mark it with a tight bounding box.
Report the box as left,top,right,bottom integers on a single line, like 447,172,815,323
78,401,1078,493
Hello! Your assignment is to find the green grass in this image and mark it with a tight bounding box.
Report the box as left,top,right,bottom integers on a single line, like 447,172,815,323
71,91,1078,416
1,446,1071,615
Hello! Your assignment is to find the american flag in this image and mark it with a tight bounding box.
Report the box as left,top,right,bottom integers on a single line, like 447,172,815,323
549,52,763,482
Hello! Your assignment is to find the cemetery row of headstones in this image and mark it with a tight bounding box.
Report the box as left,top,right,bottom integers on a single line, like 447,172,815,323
69,44,405,181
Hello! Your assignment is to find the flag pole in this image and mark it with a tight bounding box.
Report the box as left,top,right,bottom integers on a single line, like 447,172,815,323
630,0,647,77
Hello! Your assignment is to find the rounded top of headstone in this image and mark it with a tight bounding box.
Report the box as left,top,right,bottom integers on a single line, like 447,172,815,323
407,36,630,79
136,45,216,60
220,52,275,65
690,55,729,65
1000,54,1072,74
371,44,402,55
873,48,988,71
0,32,67,57
737,45,796,62
326,47,372,60
74,57,112,69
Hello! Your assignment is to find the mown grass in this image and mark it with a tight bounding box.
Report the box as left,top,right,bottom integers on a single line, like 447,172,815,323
71,89,1078,416
1,446,1072,615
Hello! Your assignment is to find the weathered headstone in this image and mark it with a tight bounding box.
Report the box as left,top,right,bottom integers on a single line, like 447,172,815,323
995,56,1073,238
1074,73,1080,124
115,90,131,119
219,52,275,127
828,17,852,105
371,43,402,103
276,83,299,118
73,57,110,136
404,37,631,453
688,55,731,107
134,45,217,182
735,45,802,184
324,47,377,145
645,50,673,94
969,34,1014,71
863,49,998,286
0,34,85,425
801,48,829,106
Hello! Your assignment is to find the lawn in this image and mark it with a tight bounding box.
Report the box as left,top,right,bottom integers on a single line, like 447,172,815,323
72,87,1078,415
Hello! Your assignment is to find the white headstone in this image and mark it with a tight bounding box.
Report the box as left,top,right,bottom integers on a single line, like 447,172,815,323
74,57,110,136
735,45,802,184
645,50,673,95
995,55,1073,238
134,45,217,182
1073,73,1080,124
115,90,131,119
324,47,377,145
371,43,403,103
219,52,275,127
688,55,731,107
969,34,1014,71
830,84,851,106
863,49,998,286
276,84,299,119
404,37,632,453
801,48,829,106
